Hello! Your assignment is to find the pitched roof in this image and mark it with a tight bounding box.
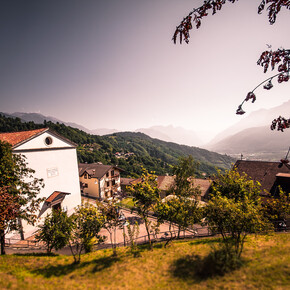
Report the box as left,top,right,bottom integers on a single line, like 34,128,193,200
190,178,212,197
120,177,136,186
157,175,175,191
129,175,211,197
0,128,48,147
234,160,290,195
45,191,70,206
78,163,123,179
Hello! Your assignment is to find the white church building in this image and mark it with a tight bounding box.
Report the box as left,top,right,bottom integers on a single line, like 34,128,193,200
0,128,82,239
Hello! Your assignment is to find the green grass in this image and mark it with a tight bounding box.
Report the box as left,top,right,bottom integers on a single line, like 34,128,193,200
0,233,289,289
119,197,135,209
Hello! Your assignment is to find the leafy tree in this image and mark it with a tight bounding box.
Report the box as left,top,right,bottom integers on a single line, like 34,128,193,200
205,195,269,258
0,187,20,255
174,0,290,131
262,187,290,225
211,168,261,202
35,209,72,254
205,168,271,259
0,140,44,255
124,221,140,256
171,155,201,198
128,168,160,249
96,199,123,256
157,196,202,245
157,156,202,242
68,202,104,263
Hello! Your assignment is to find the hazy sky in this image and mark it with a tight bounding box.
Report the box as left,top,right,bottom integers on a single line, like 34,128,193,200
1,0,290,138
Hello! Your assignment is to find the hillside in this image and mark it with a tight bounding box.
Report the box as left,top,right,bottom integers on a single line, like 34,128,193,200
0,114,235,177
206,125,290,161
1,234,289,289
135,125,204,147
207,100,290,145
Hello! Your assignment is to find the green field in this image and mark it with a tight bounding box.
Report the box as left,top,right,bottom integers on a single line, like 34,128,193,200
0,233,289,289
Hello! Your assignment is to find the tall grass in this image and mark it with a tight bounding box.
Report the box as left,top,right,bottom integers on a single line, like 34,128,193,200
0,233,289,289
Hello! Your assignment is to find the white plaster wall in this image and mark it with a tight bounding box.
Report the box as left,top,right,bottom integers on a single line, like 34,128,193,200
13,134,81,238
21,148,81,207
17,131,72,150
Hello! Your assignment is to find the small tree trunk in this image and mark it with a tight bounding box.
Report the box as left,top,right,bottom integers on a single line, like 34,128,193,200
0,229,5,255
143,217,152,249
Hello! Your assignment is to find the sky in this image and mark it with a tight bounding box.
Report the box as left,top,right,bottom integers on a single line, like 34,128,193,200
1,0,290,140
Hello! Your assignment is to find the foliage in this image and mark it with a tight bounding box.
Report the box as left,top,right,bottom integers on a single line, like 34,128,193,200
127,168,160,248
157,196,202,243
68,202,104,263
172,155,201,198
124,221,140,256
0,114,235,178
35,209,72,254
0,187,20,255
173,1,290,130
96,199,123,256
205,195,269,258
211,168,261,202
157,156,202,242
262,187,290,223
0,140,44,255
205,169,271,259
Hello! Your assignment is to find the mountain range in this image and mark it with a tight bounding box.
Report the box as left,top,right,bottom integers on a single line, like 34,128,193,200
205,100,290,161
0,114,235,178
3,99,290,162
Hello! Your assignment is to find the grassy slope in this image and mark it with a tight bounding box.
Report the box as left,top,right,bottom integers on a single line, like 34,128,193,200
0,233,289,289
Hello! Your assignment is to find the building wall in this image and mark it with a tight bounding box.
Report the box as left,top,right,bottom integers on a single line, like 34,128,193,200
13,131,81,238
80,168,122,200
80,174,100,199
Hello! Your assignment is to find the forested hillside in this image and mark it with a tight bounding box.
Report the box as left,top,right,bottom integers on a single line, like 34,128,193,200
0,114,235,177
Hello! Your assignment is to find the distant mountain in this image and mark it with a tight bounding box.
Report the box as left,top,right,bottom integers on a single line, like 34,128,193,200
207,100,290,145
4,112,93,134
135,125,204,147
206,125,290,161
0,114,235,177
90,128,119,135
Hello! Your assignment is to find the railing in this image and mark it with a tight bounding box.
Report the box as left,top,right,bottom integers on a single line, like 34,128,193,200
5,238,42,248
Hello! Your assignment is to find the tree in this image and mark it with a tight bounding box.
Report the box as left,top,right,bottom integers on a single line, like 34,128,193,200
211,168,261,202
35,208,72,254
157,156,202,241
157,196,202,245
262,187,290,226
172,155,200,198
96,199,123,256
127,168,160,249
173,0,290,131
0,140,44,255
68,202,104,263
0,187,20,255
205,168,270,259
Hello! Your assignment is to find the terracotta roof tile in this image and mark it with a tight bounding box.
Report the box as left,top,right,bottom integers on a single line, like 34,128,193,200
234,160,290,195
0,128,47,147
45,191,70,204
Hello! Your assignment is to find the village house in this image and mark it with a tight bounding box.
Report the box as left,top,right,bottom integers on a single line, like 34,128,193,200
0,128,82,239
79,163,123,199
128,175,211,200
234,160,290,196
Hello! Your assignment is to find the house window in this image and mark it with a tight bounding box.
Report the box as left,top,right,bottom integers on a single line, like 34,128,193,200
107,181,110,187
106,172,109,177
111,170,115,176
112,179,116,186
44,136,53,146
84,183,88,188
84,173,87,179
